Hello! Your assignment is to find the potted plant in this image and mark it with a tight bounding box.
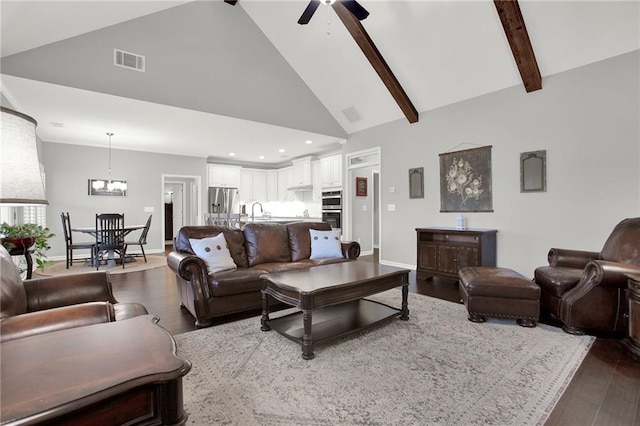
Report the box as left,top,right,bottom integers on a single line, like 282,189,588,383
1,222,55,270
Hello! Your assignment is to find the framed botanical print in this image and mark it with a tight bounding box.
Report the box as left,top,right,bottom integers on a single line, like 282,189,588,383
439,146,493,212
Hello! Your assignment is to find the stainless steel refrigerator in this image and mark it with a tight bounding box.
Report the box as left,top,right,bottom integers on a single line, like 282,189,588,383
207,187,238,227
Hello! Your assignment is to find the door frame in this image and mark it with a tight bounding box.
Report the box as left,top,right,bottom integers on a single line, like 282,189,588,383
344,147,381,257
161,174,202,244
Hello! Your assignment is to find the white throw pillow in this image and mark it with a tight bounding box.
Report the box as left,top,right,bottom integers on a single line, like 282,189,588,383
189,233,237,274
309,229,343,260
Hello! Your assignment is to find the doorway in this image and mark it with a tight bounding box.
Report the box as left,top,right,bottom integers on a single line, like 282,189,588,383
162,175,202,244
344,147,381,257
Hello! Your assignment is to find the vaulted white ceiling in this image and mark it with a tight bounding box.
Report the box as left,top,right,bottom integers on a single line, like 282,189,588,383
1,0,638,165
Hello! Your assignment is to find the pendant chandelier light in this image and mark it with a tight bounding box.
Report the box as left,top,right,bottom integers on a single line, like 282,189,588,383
90,132,127,194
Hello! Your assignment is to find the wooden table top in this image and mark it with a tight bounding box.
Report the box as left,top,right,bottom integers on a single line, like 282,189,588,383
262,261,410,295
0,315,191,425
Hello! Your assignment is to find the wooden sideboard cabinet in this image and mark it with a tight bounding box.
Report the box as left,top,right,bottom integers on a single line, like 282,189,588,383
623,277,640,360
416,227,497,280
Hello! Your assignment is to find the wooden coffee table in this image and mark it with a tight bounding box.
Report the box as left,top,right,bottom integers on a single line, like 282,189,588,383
261,261,410,359
1,315,191,426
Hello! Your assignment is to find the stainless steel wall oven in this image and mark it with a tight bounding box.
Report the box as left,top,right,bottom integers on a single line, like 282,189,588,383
321,190,342,229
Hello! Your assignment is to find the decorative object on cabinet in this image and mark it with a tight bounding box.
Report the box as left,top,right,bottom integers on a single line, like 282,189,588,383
356,177,367,197
409,167,424,199
520,150,547,192
623,275,640,360
415,227,497,280
439,146,493,212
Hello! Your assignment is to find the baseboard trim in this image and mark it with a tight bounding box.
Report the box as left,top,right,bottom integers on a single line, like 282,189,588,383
379,259,415,270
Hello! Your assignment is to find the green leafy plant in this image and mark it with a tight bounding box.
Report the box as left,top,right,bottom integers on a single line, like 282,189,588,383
1,222,55,270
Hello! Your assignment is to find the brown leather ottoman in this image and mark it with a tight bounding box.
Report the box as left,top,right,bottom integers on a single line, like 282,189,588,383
458,266,540,327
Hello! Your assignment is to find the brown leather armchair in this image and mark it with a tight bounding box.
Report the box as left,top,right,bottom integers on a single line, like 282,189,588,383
0,245,148,342
534,217,640,335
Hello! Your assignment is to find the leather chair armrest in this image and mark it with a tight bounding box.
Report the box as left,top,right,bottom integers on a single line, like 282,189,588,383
341,241,361,259
586,260,640,288
0,302,116,343
167,251,212,311
548,248,600,268
23,271,117,312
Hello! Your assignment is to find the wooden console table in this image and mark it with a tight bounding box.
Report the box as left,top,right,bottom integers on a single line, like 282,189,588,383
623,276,640,360
0,315,191,425
416,227,497,280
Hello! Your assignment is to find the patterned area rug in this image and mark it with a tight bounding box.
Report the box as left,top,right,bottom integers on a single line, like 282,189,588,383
175,290,594,426
33,255,167,277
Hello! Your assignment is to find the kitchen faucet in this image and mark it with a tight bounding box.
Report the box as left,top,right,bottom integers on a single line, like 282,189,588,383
251,202,263,221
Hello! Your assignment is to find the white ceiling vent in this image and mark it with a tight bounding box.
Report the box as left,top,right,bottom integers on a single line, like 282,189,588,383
341,106,363,123
114,49,145,72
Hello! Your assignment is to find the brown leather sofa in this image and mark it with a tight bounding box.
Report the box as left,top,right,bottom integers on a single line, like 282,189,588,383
534,217,640,335
0,245,148,342
167,221,361,327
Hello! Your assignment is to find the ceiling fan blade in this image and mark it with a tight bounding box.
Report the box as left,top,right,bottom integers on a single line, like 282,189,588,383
298,0,321,25
224,0,238,4
340,0,369,21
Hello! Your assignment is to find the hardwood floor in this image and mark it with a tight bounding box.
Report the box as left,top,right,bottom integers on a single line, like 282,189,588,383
109,249,640,425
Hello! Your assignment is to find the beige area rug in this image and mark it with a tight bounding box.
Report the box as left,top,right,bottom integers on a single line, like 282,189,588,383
33,255,167,277
175,290,595,426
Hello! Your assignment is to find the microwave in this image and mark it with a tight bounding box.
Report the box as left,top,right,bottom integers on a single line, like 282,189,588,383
322,190,342,210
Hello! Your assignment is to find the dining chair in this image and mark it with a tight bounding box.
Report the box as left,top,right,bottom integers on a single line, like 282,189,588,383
124,215,152,263
61,212,95,269
95,213,126,270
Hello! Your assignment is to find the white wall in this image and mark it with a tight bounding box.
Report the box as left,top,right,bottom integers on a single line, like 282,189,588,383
41,142,206,259
343,51,640,277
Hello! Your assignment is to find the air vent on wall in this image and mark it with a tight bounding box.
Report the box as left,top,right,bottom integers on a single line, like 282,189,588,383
114,49,145,72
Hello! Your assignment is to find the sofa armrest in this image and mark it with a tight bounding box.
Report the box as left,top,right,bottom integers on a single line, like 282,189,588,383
548,248,600,268
22,271,118,312
586,260,640,288
341,241,361,259
167,251,212,317
0,302,116,343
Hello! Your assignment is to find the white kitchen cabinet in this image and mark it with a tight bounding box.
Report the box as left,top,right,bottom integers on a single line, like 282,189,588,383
278,167,295,201
290,156,312,188
312,160,321,201
252,170,267,202
266,170,278,201
320,154,342,188
240,169,267,202
207,164,241,188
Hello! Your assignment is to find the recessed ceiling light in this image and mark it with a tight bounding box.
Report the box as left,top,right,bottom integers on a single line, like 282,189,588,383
229,152,236,156
278,148,285,153
259,155,265,160
50,122,65,128
305,140,313,144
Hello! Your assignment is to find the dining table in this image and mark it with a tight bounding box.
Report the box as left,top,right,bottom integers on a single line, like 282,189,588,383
71,224,146,267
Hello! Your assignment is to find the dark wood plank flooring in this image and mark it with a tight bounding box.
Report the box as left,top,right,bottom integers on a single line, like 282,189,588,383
109,249,640,425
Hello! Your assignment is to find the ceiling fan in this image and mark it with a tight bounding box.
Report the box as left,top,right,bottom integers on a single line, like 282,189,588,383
297,0,369,25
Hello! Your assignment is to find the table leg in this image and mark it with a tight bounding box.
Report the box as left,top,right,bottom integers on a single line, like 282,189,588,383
400,284,410,321
260,291,271,332
302,310,314,360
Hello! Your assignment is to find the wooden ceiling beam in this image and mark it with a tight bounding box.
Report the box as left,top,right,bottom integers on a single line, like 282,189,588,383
494,0,542,92
332,1,419,124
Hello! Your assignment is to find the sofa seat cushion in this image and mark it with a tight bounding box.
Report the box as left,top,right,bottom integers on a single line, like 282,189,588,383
256,262,314,274
243,223,291,266
208,268,268,297
534,266,583,297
